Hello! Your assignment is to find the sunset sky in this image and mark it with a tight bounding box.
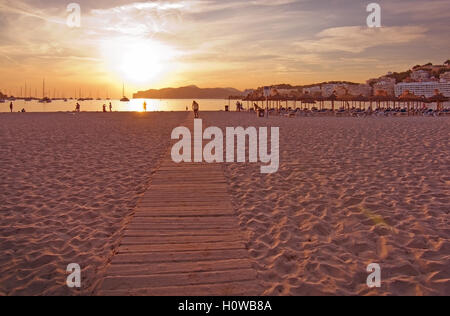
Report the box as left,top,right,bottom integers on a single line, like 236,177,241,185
0,0,449,97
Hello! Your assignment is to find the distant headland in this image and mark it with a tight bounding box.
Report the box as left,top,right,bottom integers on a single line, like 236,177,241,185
133,85,243,99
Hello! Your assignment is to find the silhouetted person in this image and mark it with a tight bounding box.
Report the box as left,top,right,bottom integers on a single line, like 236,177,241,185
10,102,13,113
75,103,80,113
21,108,26,113
192,101,199,118
109,102,112,112
103,104,107,113
143,101,147,112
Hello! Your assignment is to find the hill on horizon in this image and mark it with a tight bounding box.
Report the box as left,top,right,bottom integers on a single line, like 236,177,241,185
133,85,243,99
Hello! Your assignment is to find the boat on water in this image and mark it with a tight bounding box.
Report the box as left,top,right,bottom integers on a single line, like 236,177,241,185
39,97,52,103
39,79,52,103
120,84,130,102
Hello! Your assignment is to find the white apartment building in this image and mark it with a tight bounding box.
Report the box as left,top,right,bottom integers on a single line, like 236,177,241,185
321,84,342,97
411,70,430,81
348,84,372,97
440,72,450,82
319,83,372,97
372,77,396,96
302,86,321,95
274,88,301,97
395,82,450,97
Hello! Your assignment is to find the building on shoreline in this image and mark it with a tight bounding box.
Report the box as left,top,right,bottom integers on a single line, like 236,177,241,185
368,76,396,96
394,82,450,97
439,72,450,82
411,70,430,81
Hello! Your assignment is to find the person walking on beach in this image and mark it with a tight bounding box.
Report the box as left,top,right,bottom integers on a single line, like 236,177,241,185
75,102,80,113
103,104,107,113
10,102,13,113
192,101,199,118
143,101,147,112
109,102,113,112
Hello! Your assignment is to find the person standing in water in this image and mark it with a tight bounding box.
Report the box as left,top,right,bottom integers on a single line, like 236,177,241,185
192,101,199,118
10,102,13,113
143,101,147,112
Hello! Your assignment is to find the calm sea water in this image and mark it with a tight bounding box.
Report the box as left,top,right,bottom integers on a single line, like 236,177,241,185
1,98,446,113
0,99,233,113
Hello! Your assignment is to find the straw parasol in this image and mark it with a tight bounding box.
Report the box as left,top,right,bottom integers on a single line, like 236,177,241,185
338,91,355,111
426,93,449,111
398,90,421,114
326,93,338,111
354,95,370,110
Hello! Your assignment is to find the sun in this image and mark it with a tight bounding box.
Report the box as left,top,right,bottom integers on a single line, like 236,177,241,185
101,38,176,84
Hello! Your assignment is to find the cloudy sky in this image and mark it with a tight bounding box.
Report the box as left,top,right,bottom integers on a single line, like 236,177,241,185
0,0,449,97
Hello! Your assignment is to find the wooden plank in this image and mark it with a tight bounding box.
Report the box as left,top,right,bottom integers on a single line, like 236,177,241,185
121,235,242,245
101,269,258,290
127,223,236,231
100,280,262,296
118,241,246,253
133,210,234,217
123,229,238,237
110,249,251,265
129,216,237,223
107,259,253,276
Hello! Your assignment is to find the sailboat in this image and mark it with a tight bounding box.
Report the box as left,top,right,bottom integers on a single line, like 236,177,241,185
120,84,130,102
39,79,52,103
24,82,32,102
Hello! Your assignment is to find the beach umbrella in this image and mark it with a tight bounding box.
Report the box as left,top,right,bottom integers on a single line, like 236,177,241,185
399,91,421,114
338,92,355,111
326,93,338,111
426,93,449,111
299,94,316,110
370,95,391,110
314,95,325,110
354,95,369,110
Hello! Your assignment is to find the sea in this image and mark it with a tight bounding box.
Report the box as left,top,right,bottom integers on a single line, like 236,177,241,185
0,98,446,113
0,99,233,113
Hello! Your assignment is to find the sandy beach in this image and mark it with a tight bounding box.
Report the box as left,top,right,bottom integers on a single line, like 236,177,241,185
0,112,449,296
0,112,187,295
201,112,450,296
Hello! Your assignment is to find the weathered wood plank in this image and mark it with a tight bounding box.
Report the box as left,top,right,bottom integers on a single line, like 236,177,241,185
101,280,262,296
118,241,246,253
107,259,253,276
121,235,241,245
110,249,251,265
101,269,258,290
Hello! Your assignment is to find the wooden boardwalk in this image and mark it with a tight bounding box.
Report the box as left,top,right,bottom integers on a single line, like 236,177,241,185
98,118,262,296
